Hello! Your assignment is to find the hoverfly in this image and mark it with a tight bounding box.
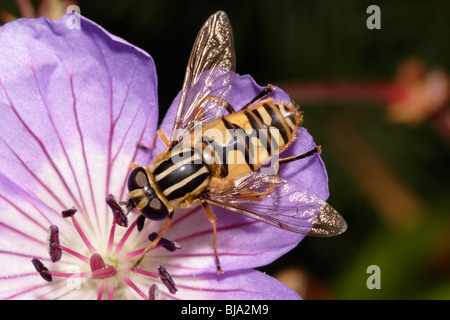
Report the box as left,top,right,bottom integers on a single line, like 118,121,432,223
123,11,347,273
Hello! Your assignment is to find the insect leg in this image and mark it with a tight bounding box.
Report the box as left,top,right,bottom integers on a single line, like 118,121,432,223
130,131,172,171
156,129,170,147
241,84,275,110
278,145,322,165
131,210,174,271
199,200,224,274
137,129,170,151
128,163,141,170
254,147,321,197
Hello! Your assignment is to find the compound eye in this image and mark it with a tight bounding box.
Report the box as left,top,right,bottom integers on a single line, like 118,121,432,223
141,197,169,221
127,167,149,192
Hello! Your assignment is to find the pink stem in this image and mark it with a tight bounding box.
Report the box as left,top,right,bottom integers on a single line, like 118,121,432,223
282,81,407,105
107,215,117,255
120,274,148,300
108,282,114,300
16,0,35,18
70,215,96,254
113,217,138,255
123,265,158,278
58,244,90,264
97,281,105,300
45,271,91,278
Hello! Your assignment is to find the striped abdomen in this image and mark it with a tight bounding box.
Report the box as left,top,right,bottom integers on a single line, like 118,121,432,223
200,101,302,180
151,147,210,206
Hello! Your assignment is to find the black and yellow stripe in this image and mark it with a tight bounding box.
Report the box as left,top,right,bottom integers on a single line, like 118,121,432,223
200,101,300,180
151,101,300,205
153,148,211,203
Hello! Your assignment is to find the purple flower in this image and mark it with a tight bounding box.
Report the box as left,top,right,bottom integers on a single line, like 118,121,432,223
0,14,330,300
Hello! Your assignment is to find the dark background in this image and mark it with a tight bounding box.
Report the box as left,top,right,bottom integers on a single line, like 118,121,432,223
2,0,449,299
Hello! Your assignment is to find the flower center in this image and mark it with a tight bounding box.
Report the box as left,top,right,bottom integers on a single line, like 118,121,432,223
31,195,179,300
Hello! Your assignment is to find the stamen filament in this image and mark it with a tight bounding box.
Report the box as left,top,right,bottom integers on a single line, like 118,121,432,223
120,274,148,300
123,265,158,278
97,281,105,300
108,282,114,300
70,215,96,254
122,248,144,259
45,271,91,278
113,217,138,255
121,243,165,259
58,244,90,263
106,215,117,255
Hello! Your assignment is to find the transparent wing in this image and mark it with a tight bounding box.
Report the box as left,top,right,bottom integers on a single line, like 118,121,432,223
170,11,236,143
204,172,347,236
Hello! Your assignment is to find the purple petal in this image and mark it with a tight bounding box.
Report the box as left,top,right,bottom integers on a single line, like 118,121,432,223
278,128,329,200
0,14,158,298
170,269,300,300
0,14,158,218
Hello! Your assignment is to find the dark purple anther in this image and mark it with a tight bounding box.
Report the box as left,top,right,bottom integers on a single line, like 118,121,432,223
148,232,181,252
136,215,146,232
106,194,128,227
48,225,62,262
149,284,159,300
61,206,77,218
158,265,177,294
31,258,52,282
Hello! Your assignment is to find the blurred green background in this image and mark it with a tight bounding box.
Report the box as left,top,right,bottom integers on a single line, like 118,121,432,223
2,0,449,299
